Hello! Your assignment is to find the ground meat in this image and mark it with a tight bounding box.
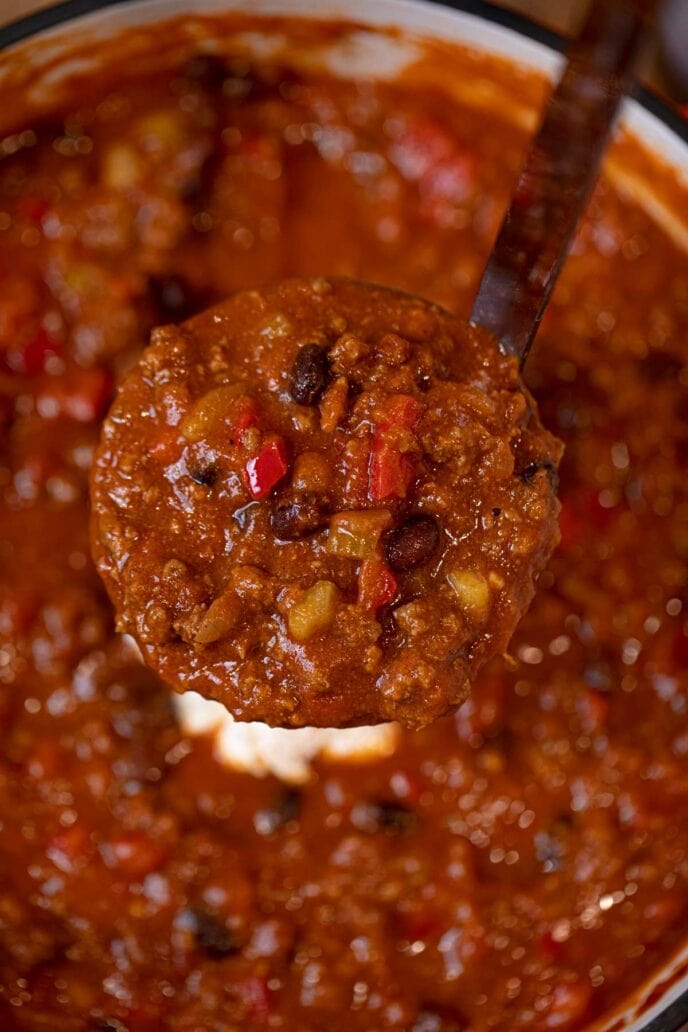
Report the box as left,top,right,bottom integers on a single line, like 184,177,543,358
91,277,561,728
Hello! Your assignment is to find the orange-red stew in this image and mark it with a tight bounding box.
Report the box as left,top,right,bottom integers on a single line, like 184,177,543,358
0,21,687,1032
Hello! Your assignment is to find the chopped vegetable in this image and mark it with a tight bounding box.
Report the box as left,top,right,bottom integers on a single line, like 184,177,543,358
181,385,258,443
288,580,339,642
327,509,392,558
447,568,491,622
245,436,289,499
358,558,397,610
369,438,415,501
368,394,424,501
377,394,423,431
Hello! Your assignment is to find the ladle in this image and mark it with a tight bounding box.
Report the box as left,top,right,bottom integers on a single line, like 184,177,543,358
472,0,649,362
90,0,651,734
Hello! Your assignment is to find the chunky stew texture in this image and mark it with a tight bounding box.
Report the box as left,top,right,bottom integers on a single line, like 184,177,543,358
91,277,560,728
0,17,687,1032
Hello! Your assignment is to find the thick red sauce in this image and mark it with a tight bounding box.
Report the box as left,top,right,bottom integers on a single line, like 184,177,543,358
0,17,687,1031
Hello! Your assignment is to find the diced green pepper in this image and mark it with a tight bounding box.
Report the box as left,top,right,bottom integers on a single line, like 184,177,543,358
327,510,392,558
181,385,257,443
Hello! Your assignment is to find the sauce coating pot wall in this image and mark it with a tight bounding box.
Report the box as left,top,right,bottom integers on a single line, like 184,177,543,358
0,2,688,1031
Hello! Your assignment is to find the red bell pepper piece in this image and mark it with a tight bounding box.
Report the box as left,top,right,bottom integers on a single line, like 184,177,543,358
377,394,423,431
368,394,423,501
245,436,289,499
358,557,397,611
20,328,60,376
369,436,415,501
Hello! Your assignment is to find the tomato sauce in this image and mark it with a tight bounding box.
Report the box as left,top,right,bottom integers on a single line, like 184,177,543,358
0,15,687,1031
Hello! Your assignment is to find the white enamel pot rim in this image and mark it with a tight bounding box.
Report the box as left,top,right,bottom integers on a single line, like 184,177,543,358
1,2,687,1031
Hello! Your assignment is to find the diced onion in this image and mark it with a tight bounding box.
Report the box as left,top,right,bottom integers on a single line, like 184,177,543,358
447,568,491,622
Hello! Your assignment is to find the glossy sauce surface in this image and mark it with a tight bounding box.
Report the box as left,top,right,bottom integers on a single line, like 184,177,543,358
0,18,687,1031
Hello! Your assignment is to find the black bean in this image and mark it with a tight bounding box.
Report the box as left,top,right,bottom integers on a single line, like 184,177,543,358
270,493,328,541
186,907,239,958
518,461,559,491
385,515,439,573
91,1023,128,1032
289,344,330,406
149,275,201,322
189,463,217,487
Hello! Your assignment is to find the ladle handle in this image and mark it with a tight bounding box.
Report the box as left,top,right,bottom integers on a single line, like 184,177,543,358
470,0,651,364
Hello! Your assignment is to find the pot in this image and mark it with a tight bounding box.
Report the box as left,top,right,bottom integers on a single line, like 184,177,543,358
0,2,686,1029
